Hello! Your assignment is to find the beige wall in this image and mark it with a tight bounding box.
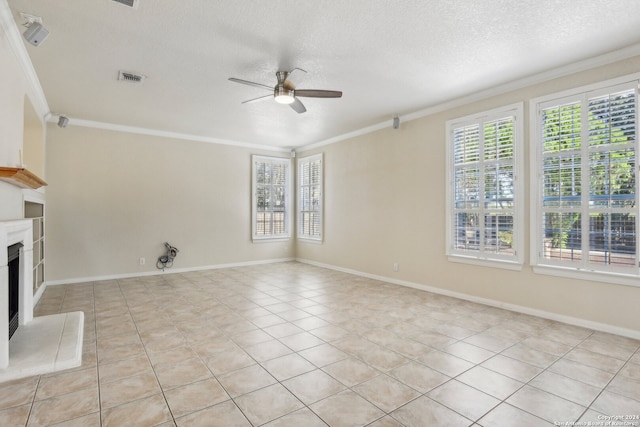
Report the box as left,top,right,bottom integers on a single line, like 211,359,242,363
45,125,294,281
0,20,44,220
0,23,24,169
298,56,640,334
23,97,45,179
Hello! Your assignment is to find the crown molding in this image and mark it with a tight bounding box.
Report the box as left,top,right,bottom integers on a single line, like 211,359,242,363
5,0,640,154
46,115,289,153
49,42,640,154
300,43,640,152
0,1,49,119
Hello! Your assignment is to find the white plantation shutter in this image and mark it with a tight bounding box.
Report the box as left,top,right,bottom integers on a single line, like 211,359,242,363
447,104,523,267
540,99,583,265
298,153,323,240
252,155,291,240
536,82,638,274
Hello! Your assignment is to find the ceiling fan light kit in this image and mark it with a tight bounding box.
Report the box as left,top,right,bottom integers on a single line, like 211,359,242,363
229,69,342,113
274,86,295,104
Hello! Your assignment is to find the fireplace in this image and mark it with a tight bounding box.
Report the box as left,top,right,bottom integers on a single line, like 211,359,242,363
7,242,22,340
0,219,34,369
0,219,84,382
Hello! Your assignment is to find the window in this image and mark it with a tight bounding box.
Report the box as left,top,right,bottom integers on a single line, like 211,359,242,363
446,103,524,268
532,78,639,283
252,155,291,240
298,153,323,241
24,201,45,294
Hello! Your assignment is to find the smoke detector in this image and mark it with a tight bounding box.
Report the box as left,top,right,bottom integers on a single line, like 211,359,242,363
118,70,146,84
112,0,139,8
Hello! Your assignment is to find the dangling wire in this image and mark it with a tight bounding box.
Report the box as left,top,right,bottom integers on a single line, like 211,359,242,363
156,242,179,271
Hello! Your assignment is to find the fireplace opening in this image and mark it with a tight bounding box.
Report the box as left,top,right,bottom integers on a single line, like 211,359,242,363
8,242,23,340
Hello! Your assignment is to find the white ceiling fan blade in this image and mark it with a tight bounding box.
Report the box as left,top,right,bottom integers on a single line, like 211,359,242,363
242,94,273,104
284,68,307,88
290,98,306,113
228,77,272,91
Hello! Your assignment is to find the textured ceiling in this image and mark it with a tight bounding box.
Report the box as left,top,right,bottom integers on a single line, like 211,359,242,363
7,0,640,148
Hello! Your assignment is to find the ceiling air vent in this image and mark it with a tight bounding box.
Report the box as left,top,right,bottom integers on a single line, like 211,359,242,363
112,0,139,9
118,70,146,84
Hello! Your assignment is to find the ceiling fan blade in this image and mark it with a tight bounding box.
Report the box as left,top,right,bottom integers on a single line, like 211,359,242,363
228,78,273,91
295,89,342,98
290,98,306,114
242,94,272,104
284,68,307,89
287,67,307,77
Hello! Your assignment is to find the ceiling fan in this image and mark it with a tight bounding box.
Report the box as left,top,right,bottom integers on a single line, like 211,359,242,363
228,68,342,114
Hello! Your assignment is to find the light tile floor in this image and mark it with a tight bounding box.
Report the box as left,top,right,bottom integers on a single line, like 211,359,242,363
0,262,639,426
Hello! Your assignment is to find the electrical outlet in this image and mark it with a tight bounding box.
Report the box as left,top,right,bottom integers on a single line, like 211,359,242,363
139,257,145,266
393,262,399,272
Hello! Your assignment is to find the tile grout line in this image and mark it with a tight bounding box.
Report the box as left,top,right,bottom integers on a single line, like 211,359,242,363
500,327,595,425
580,340,640,418
90,283,103,427
20,262,640,427
121,277,181,426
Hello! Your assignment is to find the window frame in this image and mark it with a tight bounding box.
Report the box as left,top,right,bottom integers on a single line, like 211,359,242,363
530,75,640,286
297,153,324,242
251,155,292,242
445,102,525,270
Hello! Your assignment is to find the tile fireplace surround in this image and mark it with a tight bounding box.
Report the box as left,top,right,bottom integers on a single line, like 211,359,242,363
0,219,83,382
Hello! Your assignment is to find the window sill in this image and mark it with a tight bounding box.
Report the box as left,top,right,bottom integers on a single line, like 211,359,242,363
297,237,323,244
252,236,291,243
447,254,523,271
533,264,640,288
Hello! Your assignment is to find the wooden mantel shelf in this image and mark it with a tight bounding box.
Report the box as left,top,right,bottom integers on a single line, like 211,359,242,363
0,167,47,189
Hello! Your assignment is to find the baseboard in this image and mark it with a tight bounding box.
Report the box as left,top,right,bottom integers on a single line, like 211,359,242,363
44,257,296,286
43,256,640,339
32,282,46,307
296,258,640,340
